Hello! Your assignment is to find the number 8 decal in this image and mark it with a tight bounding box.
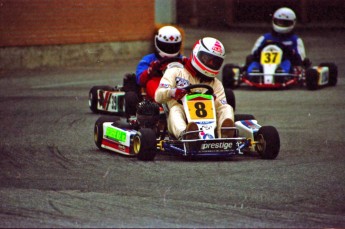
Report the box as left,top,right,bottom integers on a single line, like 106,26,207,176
194,102,207,118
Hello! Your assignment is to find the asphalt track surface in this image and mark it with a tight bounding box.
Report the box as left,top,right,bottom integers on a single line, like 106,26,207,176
1,27,345,228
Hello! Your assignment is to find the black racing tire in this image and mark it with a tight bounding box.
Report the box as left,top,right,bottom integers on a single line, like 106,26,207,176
89,86,115,113
94,116,122,150
222,64,240,89
225,88,236,111
255,126,280,160
124,91,140,117
305,68,319,90
94,119,103,149
133,128,157,161
320,62,338,86
234,114,256,122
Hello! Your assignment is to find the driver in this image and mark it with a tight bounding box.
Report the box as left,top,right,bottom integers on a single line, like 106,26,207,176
247,7,308,74
155,37,235,139
136,25,186,100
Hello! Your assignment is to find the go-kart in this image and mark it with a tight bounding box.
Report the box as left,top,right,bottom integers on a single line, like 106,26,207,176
88,57,236,117
88,57,184,117
222,42,338,90
93,84,280,161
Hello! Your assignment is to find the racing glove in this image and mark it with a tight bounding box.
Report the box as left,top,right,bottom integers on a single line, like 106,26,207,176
181,56,189,65
147,60,161,77
170,88,187,100
139,60,161,86
139,70,150,86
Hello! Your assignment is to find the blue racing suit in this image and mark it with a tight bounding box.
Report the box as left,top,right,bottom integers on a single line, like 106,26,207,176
247,31,306,74
136,53,160,85
135,53,185,100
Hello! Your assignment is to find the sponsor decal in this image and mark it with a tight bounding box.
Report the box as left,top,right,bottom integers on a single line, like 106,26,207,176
241,120,260,130
102,139,130,154
212,41,223,53
159,83,170,88
197,121,213,125
105,127,127,142
176,77,190,88
212,41,222,53
111,94,117,110
220,98,227,105
201,142,233,150
202,133,214,140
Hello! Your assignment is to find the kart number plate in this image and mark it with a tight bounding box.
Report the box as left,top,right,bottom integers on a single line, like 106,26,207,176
261,51,281,65
105,127,127,143
187,100,214,120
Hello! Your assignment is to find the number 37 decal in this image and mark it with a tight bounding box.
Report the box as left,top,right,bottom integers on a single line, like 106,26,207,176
261,51,281,65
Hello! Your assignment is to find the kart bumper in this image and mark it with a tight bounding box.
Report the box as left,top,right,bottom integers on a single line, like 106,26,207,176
161,138,248,157
242,75,299,88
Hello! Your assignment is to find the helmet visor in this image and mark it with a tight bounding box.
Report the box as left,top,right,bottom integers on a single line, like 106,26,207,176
197,51,224,70
156,38,181,55
273,18,294,27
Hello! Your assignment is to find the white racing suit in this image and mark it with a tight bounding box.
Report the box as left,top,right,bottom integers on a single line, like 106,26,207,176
155,67,234,139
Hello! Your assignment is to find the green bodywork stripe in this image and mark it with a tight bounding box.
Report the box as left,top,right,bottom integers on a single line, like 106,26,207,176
186,94,212,101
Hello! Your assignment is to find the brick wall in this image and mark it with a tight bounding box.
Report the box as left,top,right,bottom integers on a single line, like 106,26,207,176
0,0,155,47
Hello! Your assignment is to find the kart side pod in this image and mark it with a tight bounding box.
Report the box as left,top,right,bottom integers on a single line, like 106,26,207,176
235,119,261,152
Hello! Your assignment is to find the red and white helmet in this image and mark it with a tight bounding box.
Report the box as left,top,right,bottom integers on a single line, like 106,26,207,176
272,7,296,34
155,26,182,58
191,37,225,79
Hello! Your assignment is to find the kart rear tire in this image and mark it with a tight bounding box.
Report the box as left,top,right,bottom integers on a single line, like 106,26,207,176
225,88,236,111
124,91,140,117
305,68,318,90
256,126,280,160
234,114,256,121
320,62,338,86
133,128,156,161
94,116,122,149
222,64,240,89
89,86,115,113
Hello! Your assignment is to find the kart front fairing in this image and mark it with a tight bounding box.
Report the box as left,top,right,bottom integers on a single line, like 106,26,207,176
159,91,251,157
244,44,302,88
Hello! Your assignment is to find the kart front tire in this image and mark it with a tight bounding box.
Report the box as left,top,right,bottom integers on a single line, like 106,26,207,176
320,62,338,86
94,116,122,150
305,68,318,90
256,126,280,160
133,128,156,161
94,119,104,149
89,86,114,113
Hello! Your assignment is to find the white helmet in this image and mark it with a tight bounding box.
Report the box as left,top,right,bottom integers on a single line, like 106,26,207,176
191,37,225,79
155,26,182,58
272,7,296,34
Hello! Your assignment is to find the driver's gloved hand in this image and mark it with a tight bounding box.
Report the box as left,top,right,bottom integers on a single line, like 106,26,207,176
181,56,189,65
147,60,161,77
170,88,187,100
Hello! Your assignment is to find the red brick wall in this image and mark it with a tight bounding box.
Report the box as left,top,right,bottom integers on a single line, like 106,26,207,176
0,0,155,47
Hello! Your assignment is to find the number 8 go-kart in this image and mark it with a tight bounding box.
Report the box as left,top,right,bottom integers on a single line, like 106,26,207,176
88,58,236,118
222,42,338,90
93,84,280,161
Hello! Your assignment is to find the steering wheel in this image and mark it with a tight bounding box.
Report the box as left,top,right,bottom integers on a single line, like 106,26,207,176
183,84,214,96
